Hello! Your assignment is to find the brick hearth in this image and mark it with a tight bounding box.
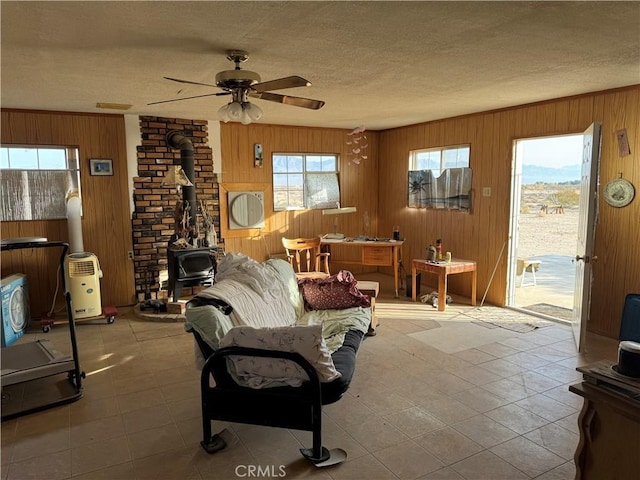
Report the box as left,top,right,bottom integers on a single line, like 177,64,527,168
131,116,223,302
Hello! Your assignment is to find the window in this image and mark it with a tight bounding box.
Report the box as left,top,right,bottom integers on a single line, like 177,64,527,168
409,145,470,177
272,153,339,211
0,145,81,221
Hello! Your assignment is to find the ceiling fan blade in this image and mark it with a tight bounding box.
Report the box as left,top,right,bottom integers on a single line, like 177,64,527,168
148,91,230,105
164,76,219,88
251,92,325,110
252,76,312,93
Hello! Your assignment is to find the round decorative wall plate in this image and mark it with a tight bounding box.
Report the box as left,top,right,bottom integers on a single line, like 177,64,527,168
603,178,635,208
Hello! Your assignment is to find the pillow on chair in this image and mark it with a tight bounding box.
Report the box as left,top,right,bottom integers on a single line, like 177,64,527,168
298,270,371,311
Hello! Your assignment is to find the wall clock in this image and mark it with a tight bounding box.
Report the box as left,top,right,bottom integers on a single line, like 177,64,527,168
603,178,635,208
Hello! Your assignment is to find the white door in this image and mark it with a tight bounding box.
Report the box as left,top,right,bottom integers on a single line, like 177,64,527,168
572,122,602,352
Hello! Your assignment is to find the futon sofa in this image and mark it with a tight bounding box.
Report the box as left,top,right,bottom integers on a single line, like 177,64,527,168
184,253,371,465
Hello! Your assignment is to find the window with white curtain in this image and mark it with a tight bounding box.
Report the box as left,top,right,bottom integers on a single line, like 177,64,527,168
0,145,81,221
409,145,470,177
272,153,340,211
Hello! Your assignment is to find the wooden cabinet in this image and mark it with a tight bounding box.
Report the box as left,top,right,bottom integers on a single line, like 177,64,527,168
362,246,392,266
569,381,640,479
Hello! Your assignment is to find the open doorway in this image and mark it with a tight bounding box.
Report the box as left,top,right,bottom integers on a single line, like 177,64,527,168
507,134,584,322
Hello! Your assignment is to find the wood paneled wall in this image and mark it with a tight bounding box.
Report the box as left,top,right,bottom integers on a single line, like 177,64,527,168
218,123,379,270
378,86,640,338
1,110,135,315
3,86,637,338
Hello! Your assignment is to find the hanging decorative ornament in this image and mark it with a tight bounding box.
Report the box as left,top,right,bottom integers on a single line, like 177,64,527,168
346,125,368,165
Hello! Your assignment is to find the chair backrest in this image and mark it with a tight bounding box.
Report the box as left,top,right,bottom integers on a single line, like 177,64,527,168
281,237,325,273
619,293,640,342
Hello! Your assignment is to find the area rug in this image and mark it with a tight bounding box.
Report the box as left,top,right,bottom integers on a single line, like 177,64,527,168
523,303,573,321
462,306,554,333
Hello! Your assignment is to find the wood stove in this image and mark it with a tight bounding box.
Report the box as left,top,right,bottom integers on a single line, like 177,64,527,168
167,247,216,302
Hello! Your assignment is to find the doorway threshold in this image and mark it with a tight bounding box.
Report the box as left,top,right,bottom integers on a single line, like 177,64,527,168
507,305,572,326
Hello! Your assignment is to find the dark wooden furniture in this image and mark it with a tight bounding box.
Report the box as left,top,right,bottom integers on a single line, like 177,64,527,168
569,361,640,480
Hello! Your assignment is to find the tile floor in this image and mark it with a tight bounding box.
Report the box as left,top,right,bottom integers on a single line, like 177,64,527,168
0,274,619,480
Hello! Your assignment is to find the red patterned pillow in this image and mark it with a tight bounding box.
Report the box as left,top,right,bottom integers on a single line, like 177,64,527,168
298,270,371,311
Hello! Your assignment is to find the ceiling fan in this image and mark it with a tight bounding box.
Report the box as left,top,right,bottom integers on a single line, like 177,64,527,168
148,50,325,123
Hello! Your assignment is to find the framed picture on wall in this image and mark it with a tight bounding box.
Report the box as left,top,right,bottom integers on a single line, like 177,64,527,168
89,158,113,176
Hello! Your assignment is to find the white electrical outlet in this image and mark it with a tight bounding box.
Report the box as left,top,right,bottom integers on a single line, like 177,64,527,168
483,187,491,197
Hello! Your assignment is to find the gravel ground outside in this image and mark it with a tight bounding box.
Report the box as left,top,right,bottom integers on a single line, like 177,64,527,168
517,207,579,258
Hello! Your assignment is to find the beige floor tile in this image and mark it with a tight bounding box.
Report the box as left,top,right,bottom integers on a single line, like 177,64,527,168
524,422,579,460
514,393,577,422
475,342,522,358
235,424,301,458
345,416,409,453
477,358,526,378
533,461,576,480
489,435,564,477
122,403,174,434
502,351,552,369
327,453,396,480
134,446,201,479
355,388,415,416
541,384,584,409
374,440,444,479
324,393,375,426
444,364,502,387
69,461,136,480
71,434,131,476
418,397,478,424
450,387,510,413
70,396,120,424
10,427,70,463
382,407,446,438
117,387,165,414
451,415,519,449
126,423,185,460
6,449,71,480
484,403,550,434
450,450,529,479
112,372,159,395
2,304,591,480
553,412,580,435
414,427,483,466
417,466,465,479
480,378,534,402
159,379,201,403
70,414,125,447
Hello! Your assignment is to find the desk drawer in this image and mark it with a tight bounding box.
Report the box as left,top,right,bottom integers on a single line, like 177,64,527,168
362,246,392,266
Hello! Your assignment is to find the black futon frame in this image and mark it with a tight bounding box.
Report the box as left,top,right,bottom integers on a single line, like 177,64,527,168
192,328,364,466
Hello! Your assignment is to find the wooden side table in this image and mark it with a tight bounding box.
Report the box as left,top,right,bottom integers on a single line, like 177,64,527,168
411,258,477,311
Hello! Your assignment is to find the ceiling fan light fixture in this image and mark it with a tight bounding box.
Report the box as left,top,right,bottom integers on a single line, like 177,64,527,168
228,101,243,119
244,102,263,121
217,104,231,123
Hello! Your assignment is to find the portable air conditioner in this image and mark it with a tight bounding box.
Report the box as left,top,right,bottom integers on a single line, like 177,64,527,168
65,253,102,319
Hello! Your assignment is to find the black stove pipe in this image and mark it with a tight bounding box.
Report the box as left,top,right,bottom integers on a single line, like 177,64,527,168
166,130,196,228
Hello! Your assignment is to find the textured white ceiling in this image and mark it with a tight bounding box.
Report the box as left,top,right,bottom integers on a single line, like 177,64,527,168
1,1,639,130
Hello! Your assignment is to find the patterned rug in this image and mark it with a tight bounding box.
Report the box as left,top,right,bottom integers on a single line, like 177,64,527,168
523,303,573,321
462,306,554,333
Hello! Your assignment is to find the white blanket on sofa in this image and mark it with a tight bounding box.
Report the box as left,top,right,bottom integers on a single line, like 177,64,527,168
195,255,296,329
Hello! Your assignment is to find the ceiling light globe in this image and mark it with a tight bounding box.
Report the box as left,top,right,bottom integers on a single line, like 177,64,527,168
246,102,263,121
217,104,230,122
228,101,243,119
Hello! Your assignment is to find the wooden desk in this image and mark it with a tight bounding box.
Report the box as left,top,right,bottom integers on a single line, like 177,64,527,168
321,239,404,297
411,258,477,311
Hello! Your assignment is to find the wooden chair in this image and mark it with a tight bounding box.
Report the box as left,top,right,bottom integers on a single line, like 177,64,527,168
282,237,330,275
